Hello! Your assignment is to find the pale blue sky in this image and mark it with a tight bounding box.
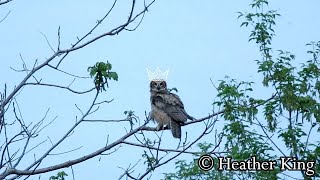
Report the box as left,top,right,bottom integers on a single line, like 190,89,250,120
1,0,319,179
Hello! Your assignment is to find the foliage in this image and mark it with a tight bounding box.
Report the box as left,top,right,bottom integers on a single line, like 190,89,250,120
164,143,234,180
165,0,320,179
87,61,118,92
142,150,157,171
168,87,178,93
49,171,68,180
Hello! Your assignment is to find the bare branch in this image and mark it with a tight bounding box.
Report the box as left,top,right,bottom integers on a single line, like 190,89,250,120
118,160,140,180
57,26,61,51
94,99,114,105
48,64,89,79
122,141,226,155
49,146,83,156
1,120,149,178
24,82,96,94
55,0,118,68
14,92,100,176
0,0,156,120
55,0,155,67
24,140,47,157
83,118,131,123
137,119,217,180
0,10,10,23
40,31,55,53
0,0,12,6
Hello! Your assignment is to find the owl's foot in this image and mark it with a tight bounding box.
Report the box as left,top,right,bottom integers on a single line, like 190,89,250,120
156,124,164,131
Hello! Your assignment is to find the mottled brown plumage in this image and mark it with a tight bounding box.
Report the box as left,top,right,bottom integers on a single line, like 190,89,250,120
150,80,194,138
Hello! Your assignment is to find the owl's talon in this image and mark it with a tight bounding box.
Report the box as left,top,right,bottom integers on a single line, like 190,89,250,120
156,124,163,131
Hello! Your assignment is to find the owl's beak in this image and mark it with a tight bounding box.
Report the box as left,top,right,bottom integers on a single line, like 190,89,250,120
156,86,160,91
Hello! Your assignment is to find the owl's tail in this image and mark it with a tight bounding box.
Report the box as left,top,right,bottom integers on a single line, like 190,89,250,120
170,120,182,138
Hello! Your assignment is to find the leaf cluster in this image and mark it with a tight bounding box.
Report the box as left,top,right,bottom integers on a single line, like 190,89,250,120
49,171,68,180
87,61,118,92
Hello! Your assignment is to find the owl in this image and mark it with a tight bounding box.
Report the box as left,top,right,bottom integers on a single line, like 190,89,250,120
150,80,194,138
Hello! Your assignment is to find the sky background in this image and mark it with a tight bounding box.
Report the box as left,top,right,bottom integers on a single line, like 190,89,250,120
1,0,320,179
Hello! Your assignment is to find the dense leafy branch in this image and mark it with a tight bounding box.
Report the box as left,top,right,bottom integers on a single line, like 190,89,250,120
165,0,320,179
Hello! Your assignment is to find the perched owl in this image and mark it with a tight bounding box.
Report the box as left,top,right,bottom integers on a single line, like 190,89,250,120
150,80,194,138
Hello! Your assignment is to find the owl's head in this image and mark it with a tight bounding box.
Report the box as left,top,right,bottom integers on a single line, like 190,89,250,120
150,80,167,93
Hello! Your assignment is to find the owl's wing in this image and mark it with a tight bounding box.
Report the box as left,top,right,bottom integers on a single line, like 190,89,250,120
168,93,185,108
151,93,190,123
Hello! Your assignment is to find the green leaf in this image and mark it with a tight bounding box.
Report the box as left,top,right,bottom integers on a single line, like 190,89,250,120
108,72,118,81
240,22,249,27
168,87,178,93
88,61,118,91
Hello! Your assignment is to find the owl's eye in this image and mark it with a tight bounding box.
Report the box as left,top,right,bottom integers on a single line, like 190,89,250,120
160,81,166,87
152,81,157,87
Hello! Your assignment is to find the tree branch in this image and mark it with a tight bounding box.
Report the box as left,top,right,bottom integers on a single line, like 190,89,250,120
2,120,149,178
0,0,12,6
